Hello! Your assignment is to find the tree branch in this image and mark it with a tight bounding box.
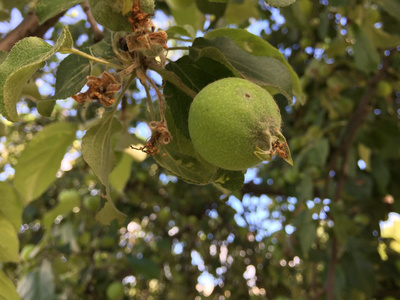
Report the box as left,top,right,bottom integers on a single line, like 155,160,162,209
326,237,338,300
81,1,104,43
0,11,65,52
334,49,395,202
324,49,395,300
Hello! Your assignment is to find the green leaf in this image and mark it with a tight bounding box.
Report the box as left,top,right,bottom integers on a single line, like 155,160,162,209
374,0,400,21
51,54,91,100
363,20,400,49
89,30,115,59
88,0,132,32
192,37,293,102
293,209,316,256
110,152,133,194
330,205,355,242
0,39,50,120
166,25,196,40
213,169,245,191
225,0,258,24
371,154,390,194
325,36,349,58
296,171,313,201
42,194,81,229
0,26,73,121
126,256,161,279
351,24,380,73
95,200,126,226
0,218,19,263
35,0,83,24
14,122,78,205
16,260,55,300
265,0,297,7
37,99,56,117
195,0,226,27
81,112,122,188
0,182,22,231
308,138,329,166
166,1,205,31
0,270,20,300
21,80,42,102
203,28,304,103
82,112,126,225
52,221,80,253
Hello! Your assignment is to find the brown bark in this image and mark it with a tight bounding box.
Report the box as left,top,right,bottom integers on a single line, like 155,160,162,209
0,11,65,52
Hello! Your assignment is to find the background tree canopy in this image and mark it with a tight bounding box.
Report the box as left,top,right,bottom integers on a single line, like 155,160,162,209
0,0,400,299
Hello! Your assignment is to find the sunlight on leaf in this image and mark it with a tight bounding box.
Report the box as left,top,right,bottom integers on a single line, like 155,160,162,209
14,122,78,205
0,26,73,121
204,28,304,104
95,200,126,226
0,270,20,300
0,218,19,263
0,182,22,231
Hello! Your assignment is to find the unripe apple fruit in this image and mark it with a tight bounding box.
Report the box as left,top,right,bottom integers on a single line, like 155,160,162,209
83,195,100,212
106,281,124,300
58,189,80,204
20,244,36,261
377,80,392,98
188,78,292,171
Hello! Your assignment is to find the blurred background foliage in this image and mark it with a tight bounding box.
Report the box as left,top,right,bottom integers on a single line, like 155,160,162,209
0,0,400,299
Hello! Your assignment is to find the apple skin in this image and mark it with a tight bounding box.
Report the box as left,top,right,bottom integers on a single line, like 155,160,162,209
188,77,289,171
106,281,124,300
377,81,392,98
58,189,80,204
83,195,100,212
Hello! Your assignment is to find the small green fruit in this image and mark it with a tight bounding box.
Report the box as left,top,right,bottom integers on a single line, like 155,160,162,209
20,244,36,261
188,78,292,171
106,281,124,300
377,81,392,98
58,189,81,204
83,195,100,212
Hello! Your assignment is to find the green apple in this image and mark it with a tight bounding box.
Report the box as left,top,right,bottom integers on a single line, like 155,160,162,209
106,281,124,300
377,81,392,98
58,189,81,204
83,195,100,212
188,77,292,171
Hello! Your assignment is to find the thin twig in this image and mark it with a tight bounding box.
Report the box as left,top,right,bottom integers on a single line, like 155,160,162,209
326,238,338,300
111,71,137,114
142,79,156,121
81,1,104,43
334,50,395,202
136,67,156,120
145,73,167,123
0,12,64,51
69,48,122,69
